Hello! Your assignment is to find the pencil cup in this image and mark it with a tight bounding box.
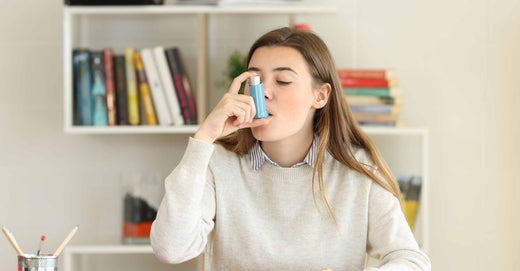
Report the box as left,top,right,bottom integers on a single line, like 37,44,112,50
18,254,58,271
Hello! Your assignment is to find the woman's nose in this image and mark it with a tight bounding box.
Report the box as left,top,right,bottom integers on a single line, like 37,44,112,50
263,83,273,100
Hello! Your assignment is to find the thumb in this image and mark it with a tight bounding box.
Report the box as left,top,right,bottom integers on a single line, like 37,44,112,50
320,269,333,271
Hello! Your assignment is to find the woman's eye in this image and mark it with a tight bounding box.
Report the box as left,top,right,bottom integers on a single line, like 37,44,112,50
277,80,291,85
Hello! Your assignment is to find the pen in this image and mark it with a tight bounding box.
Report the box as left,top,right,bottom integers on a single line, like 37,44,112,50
1,225,24,256
53,225,78,256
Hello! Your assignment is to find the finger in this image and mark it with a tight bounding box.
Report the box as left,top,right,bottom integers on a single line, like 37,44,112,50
226,102,250,126
228,71,258,94
234,94,256,122
238,116,271,128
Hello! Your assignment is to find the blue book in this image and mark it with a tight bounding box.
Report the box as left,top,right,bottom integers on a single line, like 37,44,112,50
73,50,93,126
90,52,108,126
351,104,399,114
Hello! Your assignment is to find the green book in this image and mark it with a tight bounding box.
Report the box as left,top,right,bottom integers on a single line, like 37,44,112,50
343,87,400,97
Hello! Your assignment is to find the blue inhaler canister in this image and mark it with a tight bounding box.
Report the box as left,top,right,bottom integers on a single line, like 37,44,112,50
248,76,269,118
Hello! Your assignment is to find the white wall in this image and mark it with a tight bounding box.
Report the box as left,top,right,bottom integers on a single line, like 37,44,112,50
1,0,519,270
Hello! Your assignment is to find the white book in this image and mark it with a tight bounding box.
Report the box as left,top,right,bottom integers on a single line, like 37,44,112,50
141,48,173,126
152,46,184,126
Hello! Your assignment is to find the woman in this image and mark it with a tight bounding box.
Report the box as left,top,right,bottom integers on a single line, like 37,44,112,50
151,27,431,271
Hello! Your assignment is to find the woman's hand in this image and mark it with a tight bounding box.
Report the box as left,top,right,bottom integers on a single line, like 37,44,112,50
194,71,270,144
320,269,333,271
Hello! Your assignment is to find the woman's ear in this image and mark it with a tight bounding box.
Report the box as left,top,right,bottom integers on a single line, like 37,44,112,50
313,83,331,109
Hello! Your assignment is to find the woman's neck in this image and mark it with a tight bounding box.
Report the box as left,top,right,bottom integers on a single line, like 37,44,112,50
261,131,314,168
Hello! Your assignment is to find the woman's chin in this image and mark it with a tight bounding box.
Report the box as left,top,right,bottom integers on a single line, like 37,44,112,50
251,125,274,141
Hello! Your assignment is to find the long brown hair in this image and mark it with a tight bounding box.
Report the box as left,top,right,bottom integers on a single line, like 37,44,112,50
216,27,401,224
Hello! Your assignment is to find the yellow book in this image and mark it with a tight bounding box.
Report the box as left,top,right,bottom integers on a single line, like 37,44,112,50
134,52,157,125
125,48,140,125
403,200,419,230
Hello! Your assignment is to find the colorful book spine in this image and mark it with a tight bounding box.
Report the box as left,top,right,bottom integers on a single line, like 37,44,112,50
165,47,195,124
350,104,402,115
103,48,117,126
352,112,398,123
337,69,394,80
125,48,140,125
340,77,399,88
396,175,422,230
91,51,108,126
73,50,93,126
114,55,128,125
141,48,173,126
153,46,184,126
345,95,395,105
174,48,197,124
343,87,400,97
134,52,158,126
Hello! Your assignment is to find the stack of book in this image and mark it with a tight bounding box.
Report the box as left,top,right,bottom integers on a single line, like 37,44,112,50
396,175,422,231
72,46,197,127
338,69,403,127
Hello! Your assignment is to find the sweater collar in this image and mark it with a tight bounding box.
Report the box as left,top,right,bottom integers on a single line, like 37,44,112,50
248,135,318,171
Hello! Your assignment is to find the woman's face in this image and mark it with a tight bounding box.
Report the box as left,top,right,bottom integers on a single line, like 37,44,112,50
247,46,319,143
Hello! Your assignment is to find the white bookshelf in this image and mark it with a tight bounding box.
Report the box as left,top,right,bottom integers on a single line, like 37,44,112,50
62,4,429,270
62,4,337,134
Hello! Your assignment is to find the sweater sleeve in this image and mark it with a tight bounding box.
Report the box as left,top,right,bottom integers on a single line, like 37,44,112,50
150,137,217,264
365,181,431,271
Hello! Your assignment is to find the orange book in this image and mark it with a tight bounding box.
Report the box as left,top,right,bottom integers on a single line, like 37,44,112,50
134,52,157,126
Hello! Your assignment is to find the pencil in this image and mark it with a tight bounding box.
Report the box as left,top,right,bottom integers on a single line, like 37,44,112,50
37,235,46,256
53,225,78,256
1,225,24,256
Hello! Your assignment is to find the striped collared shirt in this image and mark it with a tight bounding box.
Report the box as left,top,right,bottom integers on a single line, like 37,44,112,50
249,136,318,171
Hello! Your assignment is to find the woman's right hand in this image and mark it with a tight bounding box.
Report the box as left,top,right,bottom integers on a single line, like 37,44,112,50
194,71,271,144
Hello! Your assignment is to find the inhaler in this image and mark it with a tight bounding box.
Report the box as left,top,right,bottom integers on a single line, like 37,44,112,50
248,76,269,119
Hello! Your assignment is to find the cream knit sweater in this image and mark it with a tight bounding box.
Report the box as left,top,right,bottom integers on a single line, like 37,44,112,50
151,137,431,271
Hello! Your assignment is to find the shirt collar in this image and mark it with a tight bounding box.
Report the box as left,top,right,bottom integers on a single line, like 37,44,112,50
249,136,319,171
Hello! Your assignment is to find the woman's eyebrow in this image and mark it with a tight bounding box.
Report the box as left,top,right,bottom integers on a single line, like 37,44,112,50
247,66,298,75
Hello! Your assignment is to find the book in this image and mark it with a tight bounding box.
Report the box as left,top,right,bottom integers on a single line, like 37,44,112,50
175,48,198,124
73,50,93,126
352,112,399,123
396,175,422,230
152,46,184,126
340,77,399,88
345,95,397,105
125,48,140,125
165,47,196,124
358,121,404,127
141,48,173,126
114,55,128,125
134,52,158,125
337,69,394,80
350,104,402,115
343,87,401,97
91,51,108,126
103,48,117,126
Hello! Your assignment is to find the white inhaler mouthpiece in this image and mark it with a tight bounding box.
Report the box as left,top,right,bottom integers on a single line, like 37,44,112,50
248,76,269,118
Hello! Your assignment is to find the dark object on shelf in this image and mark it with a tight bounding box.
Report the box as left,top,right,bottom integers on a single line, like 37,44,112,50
122,193,157,244
65,0,163,5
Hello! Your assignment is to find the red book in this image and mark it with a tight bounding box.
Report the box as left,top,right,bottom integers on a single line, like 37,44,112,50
337,69,394,80
340,77,391,88
103,48,117,126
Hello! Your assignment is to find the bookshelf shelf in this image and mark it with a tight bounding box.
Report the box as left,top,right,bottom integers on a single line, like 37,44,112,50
65,245,153,254
65,125,199,134
64,4,337,15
